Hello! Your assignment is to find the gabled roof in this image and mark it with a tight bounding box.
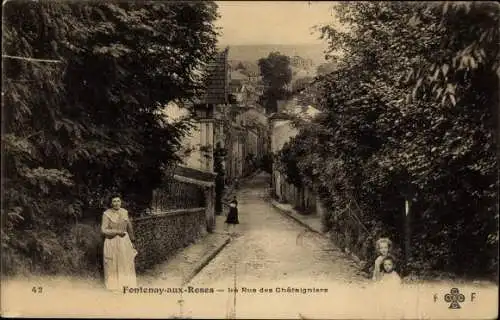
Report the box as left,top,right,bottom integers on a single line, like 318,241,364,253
201,47,230,105
230,79,244,93
269,99,321,122
231,69,248,81
268,112,293,121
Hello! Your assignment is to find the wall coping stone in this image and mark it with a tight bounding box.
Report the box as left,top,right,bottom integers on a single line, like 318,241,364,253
133,207,206,222
175,165,217,182
173,174,215,187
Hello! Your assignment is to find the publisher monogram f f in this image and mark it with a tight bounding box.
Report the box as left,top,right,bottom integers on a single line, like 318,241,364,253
444,288,465,309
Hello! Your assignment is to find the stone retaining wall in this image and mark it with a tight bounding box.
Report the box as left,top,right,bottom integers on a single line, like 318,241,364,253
133,208,207,272
273,169,317,214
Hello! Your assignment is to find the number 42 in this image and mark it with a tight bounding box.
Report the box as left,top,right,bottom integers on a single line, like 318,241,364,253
32,286,43,294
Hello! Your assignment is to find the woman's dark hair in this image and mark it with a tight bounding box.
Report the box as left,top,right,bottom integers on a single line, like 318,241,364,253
109,193,122,205
379,255,397,273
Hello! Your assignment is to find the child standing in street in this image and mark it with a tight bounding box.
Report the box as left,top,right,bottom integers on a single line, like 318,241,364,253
375,255,403,318
379,256,402,286
225,196,239,235
372,237,392,281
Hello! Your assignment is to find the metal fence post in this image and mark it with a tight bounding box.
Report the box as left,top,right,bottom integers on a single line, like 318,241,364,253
405,198,412,274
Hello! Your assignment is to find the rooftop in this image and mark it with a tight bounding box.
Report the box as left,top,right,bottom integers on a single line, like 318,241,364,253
269,98,321,121
201,47,230,105
230,79,244,93
231,69,249,81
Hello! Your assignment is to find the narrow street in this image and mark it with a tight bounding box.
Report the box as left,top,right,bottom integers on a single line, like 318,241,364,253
172,172,497,319
3,2,498,319
191,172,364,286
180,172,370,319
2,173,496,319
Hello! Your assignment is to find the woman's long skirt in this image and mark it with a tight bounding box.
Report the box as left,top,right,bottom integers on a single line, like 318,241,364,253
103,234,137,291
225,208,239,224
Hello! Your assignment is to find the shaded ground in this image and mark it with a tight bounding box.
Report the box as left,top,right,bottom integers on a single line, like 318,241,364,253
2,172,497,319
189,172,365,287
140,228,230,287
179,173,497,319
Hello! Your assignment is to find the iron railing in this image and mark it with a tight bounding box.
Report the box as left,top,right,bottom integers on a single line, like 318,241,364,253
151,179,206,213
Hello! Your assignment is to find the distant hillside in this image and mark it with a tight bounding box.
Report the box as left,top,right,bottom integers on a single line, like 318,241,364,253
221,44,329,67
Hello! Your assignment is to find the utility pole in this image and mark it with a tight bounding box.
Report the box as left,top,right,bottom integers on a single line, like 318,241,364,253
403,181,415,275
405,197,411,271
214,142,227,215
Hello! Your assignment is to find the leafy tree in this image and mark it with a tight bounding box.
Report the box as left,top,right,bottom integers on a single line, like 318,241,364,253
407,2,499,107
316,62,337,76
258,52,293,113
280,1,498,278
232,60,260,77
2,1,219,275
291,76,314,93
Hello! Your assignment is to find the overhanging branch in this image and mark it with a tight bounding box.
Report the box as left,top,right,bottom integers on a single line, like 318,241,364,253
2,55,63,64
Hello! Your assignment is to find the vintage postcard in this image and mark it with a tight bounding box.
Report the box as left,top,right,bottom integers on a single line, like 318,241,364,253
1,1,498,318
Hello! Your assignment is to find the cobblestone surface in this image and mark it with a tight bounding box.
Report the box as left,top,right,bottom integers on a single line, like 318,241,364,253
2,173,497,319
174,173,499,319
271,200,324,234
189,172,366,288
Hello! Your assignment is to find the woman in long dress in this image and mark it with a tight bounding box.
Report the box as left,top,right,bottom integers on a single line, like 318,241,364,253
101,195,137,291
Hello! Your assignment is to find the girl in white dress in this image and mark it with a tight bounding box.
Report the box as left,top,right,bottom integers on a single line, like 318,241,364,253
101,195,137,291
372,238,392,281
374,256,404,318
379,256,402,286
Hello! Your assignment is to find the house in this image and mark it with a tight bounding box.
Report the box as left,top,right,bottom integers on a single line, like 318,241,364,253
158,48,235,226
240,106,268,169
269,97,320,209
168,46,267,194
228,67,269,173
207,48,246,184
269,97,320,153
214,49,269,183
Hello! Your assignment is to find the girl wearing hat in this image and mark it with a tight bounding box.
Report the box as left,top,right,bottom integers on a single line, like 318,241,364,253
224,196,239,234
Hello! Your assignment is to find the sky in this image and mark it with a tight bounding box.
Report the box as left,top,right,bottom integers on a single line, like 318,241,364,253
215,1,340,45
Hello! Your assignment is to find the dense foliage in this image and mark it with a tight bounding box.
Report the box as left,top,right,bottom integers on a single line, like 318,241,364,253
279,2,498,279
315,62,337,76
291,76,314,93
258,52,293,113
230,60,260,78
2,1,219,276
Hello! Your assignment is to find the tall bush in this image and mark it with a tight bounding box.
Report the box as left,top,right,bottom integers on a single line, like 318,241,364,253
280,2,498,279
2,1,219,276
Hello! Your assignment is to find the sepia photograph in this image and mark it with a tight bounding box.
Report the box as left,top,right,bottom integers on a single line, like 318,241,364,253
1,1,499,318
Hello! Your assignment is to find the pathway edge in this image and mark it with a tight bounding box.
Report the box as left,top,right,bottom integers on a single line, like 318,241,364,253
270,199,324,236
270,199,368,275
182,236,231,286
